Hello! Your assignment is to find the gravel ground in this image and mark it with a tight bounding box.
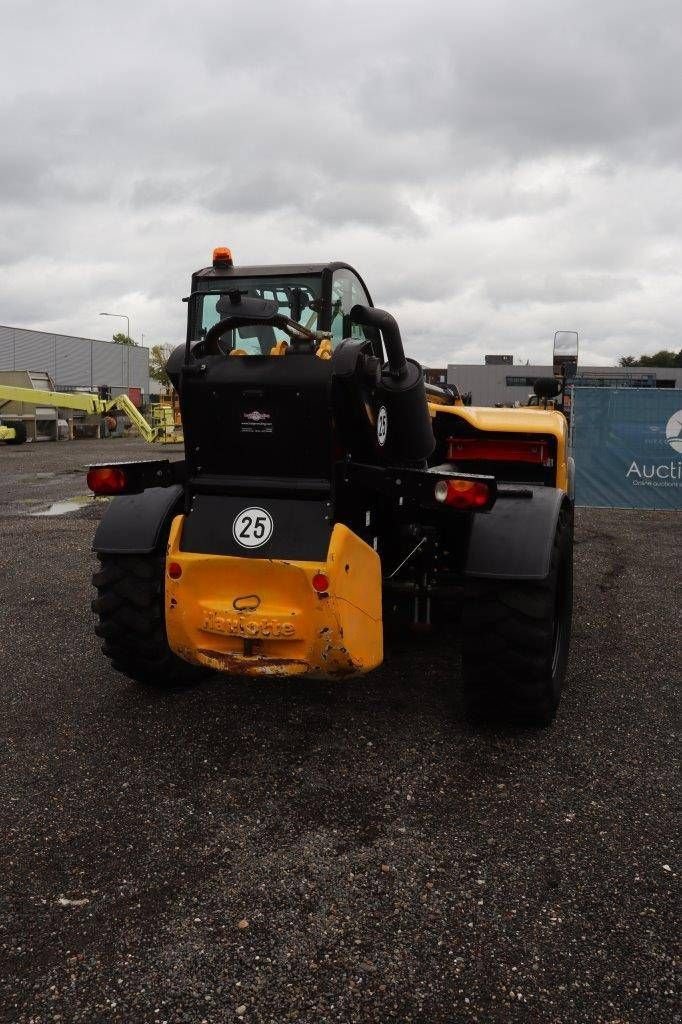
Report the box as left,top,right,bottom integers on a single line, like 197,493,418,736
0,439,679,1023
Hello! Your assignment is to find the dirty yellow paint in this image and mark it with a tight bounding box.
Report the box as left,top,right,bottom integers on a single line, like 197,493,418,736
165,520,383,679
428,401,570,493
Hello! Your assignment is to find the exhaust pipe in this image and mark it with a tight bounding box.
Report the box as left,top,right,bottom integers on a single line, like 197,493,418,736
350,305,408,381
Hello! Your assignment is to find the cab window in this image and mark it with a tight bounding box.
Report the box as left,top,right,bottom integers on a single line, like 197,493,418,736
330,269,374,346
197,276,321,353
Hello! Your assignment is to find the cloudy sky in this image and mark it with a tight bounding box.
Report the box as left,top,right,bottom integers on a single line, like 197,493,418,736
1,0,681,365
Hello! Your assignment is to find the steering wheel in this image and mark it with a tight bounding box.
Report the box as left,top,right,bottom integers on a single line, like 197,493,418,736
202,318,273,356
203,313,320,357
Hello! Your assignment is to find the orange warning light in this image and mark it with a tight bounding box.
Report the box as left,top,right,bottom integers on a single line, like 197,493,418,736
212,247,233,268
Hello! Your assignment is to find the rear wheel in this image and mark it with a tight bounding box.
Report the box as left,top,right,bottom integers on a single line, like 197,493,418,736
461,507,573,726
92,551,205,687
2,420,27,444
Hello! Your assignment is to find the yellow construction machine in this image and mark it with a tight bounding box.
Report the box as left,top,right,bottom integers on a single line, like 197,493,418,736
0,383,174,445
86,247,574,726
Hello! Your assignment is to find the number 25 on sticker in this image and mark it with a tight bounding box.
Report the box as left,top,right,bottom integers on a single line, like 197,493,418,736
232,507,274,549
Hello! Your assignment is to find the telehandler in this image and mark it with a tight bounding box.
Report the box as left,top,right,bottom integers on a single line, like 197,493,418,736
88,249,573,724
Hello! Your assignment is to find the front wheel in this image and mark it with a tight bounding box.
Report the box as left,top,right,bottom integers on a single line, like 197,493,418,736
461,507,573,726
92,551,206,687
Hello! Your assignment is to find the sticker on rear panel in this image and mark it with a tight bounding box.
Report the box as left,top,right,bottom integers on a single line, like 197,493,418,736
232,507,274,548
241,410,273,435
377,405,388,447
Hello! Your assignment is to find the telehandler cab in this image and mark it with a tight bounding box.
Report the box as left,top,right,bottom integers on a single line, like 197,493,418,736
89,249,573,724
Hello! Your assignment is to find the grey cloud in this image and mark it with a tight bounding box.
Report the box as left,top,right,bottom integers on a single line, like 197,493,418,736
485,273,643,306
131,175,203,209
359,1,682,164
0,155,41,203
306,185,425,235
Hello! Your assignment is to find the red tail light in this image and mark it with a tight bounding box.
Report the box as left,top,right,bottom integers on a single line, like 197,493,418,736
434,478,490,509
312,572,330,593
86,466,127,495
447,437,553,467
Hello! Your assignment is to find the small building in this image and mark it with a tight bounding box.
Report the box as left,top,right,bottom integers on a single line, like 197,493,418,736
446,363,682,407
423,367,448,386
0,369,62,441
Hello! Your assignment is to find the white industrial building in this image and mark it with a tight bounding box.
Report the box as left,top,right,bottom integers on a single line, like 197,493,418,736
0,324,150,399
446,363,682,406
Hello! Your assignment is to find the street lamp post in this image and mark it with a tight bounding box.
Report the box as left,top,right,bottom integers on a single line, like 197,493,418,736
100,312,133,387
99,311,131,342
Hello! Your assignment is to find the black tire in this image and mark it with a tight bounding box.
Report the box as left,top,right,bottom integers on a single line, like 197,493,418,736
2,420,27,445
92,551,206,687
461,506,573,726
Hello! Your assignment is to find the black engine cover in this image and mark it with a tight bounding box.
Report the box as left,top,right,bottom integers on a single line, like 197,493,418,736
181,355,333,481
178,340,435,488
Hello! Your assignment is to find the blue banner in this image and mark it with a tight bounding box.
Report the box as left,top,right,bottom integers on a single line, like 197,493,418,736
572,388,682,509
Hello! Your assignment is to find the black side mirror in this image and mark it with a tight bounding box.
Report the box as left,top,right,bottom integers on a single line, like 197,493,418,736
534,377,562,400
553,331,579,382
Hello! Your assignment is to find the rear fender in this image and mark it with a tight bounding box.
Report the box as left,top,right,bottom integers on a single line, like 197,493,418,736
464,486,571,581
92,485,184,554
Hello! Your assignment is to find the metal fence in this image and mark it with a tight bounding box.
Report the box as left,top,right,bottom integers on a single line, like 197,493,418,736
0,325,149,396
572,387,682,510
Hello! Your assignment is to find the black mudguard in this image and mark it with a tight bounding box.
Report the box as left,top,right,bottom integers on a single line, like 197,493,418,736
92,485,184,555
464,486,570,581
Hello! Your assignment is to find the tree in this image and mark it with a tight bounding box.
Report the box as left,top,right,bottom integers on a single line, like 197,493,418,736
112,332,137,346
638,350,681,368
618,349,682,368
149,343,174,390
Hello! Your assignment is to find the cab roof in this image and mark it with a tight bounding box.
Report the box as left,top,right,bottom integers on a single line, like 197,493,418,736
193,261,362,280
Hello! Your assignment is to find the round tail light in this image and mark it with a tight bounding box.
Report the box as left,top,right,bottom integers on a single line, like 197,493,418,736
312,572,330,593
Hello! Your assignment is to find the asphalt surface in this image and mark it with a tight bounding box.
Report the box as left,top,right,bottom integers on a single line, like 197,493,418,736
0,439,679,1023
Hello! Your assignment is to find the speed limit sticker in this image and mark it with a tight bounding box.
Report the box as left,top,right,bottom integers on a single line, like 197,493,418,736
232,507,274,549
